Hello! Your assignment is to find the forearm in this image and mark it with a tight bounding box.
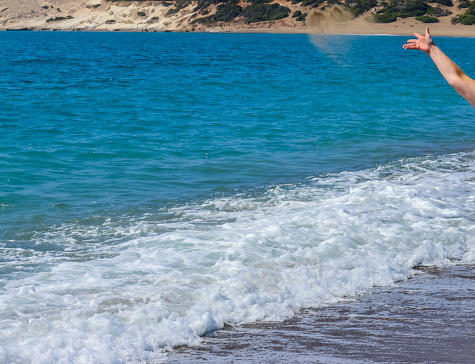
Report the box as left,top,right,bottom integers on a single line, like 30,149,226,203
428,44,465,86
428,44,475,107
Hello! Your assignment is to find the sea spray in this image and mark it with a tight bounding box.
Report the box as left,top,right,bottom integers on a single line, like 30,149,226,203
1,151,474,363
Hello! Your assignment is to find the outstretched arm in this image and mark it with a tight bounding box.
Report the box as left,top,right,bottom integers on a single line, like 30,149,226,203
403,27,475,107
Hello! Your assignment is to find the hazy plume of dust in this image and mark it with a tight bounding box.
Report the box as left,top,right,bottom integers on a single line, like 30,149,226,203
307,5,355,35
307,6,357,66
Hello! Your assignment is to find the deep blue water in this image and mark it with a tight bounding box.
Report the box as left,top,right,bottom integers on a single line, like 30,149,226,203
0,32,474,363
2,32,474,226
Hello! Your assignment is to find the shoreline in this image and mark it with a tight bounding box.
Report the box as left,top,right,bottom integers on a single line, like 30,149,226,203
2,10,475,37
2,27,475,38
2,27,474,38
168,264,475,363
2,0,474,37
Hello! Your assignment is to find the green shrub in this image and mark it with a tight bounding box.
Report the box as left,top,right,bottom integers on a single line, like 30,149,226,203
138,11,146,16
376,7,389,13
430,0,453,6
467,2,475,14
426,6,452,15
292,10,302,17
167,0,191,16
167,7,180,15
195,2,242,23
426,6,439,14
452,14,475,24
348,0,378,16
461,14,475,23
249,0,273,3
272,12,289,20
105,19,116,24
242,3,290,23
415,15,439,22
173,0,191,6
193,0,212,12
210,3,243,21
45,16,73,22
373,12,397,22
452,13,475,24
372,0,433,21
191,17,207,23
301,0,325,7
193,0,238,12
402,1,429,14
296,13,307,20
411,9,427,15
458,1,471,8
452,2,475,24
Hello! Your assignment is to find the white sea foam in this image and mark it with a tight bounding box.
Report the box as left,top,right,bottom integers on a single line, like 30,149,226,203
1,152,475,363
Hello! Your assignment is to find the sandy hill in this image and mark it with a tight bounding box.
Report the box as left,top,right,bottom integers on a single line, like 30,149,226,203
0,0,474,35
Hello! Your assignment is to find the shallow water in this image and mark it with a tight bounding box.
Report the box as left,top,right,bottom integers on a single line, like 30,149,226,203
170,265,475,363
1,32,475,363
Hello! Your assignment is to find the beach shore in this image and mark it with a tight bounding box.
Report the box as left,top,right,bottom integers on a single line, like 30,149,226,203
168,265,475,363
197,9,475,37
1,0,474,37
3,19,475,38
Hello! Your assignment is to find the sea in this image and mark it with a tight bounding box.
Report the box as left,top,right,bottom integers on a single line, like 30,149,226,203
1,31,474,363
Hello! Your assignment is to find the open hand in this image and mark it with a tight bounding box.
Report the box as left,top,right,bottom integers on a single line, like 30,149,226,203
403,27,434,54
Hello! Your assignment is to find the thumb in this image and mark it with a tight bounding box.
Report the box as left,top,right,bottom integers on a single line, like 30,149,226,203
426,27,430,37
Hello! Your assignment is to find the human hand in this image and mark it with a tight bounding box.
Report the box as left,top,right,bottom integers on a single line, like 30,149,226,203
403,27,434,54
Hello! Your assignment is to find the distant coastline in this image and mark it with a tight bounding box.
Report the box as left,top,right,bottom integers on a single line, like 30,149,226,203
1,0,474,37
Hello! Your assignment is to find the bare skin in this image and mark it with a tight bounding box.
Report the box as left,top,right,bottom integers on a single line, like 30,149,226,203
403,27,475,107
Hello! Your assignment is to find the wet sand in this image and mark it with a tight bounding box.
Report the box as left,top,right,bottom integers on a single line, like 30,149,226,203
168,265,475,363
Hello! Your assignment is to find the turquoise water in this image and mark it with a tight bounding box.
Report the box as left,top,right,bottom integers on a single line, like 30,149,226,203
1,32,475,363
3,33,474,224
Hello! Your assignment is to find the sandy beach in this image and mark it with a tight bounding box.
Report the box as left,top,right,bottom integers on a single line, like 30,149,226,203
1,0,474,36
204,16,475,37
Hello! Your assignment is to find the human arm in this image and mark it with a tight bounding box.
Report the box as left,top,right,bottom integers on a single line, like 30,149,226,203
403,27,475,107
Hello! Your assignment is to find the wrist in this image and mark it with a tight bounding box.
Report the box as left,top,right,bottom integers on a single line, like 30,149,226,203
427,42,436,55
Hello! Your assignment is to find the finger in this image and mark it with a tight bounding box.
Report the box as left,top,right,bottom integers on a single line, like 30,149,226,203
413,32,423,39
404,40,418,47
406,39,417,43
426,27,432,41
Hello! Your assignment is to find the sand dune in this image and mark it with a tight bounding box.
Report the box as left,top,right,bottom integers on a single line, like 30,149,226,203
1,0,474,36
